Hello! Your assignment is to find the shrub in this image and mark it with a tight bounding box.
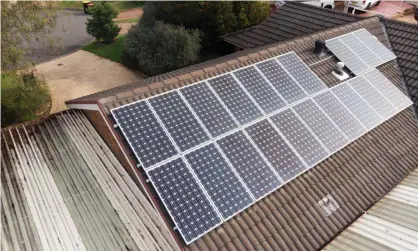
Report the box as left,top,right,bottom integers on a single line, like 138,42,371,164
1,70,51,127
86,2,121,43
123,22,201,76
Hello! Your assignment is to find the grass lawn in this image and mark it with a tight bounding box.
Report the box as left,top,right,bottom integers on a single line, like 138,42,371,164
61,1,143,11
82,35,126,63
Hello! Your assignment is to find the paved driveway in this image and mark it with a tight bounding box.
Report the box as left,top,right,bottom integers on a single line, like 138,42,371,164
26,10,93,65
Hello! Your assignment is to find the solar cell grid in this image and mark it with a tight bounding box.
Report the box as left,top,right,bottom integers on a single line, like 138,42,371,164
353,29,396,62
293,99,348,153
271,109,329,166
148,158,222,243
332,83,382,129
180,82,238,138
276,52,327,94
363,69,413,110
326,38,369,75
185,144,253,219
217,131,282,199
348,76,397,119
245,120,306,182
256,59,307,104
314,91,366,140
233,66,286,114
208,74,263,125
339,34,383,67
149,91,210,151
111,102,178,168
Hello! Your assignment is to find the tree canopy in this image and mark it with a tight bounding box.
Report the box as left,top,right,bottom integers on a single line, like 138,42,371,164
86,2,121,43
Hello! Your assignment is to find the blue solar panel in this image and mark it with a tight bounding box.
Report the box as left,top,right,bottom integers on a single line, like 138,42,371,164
180,82,238,138
217,131,282,199
148,158,222,244
293,99,348,153
314,91,366,140
339,34,383,67
326,38,369,75
245,119,306,182
233,66,286,114
353,29,396,62
256,59,307,104
185,144,253,219
149,91,210,151
276,52,327,95
208,74,262,125
111,102,178,168
332,83,382,129
270,109,328,166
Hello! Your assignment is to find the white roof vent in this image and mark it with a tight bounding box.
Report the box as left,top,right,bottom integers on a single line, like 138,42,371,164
332,62,349,81
318,194,340,217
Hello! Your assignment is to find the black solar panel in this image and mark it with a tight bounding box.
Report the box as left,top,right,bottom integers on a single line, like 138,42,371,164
348,76,397,120
217,131,282,199
314,91,366,140
271,109,328,166
180,82,238,138
245,120,306,182
111,102,178,168
256,59,307,104
208,74,263,125
332,83,382,129
277,52,327,95
185,144,253,219
148,158,221,243
293,99,348,153
149,91,210,151
233,66,286,114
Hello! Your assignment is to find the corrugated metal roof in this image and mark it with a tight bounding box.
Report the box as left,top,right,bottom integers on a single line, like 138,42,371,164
1,110,179,251
323,168,418,251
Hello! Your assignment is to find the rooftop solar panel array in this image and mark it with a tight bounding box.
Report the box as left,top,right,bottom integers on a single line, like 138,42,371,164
326,28,396,75
111,48,412,244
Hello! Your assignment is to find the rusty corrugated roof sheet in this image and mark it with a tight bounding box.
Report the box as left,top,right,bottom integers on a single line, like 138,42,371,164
1,110,178,251
323,167,418,251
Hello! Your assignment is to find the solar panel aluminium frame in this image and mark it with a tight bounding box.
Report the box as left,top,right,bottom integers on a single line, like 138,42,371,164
111,51,326,170
112,65,411,244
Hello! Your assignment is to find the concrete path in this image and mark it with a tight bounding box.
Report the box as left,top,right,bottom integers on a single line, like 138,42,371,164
36,50,143,114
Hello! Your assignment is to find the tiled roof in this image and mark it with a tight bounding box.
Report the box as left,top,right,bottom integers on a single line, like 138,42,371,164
1,110,178,251
324,167,418,251
384,19,418,116
222,2,363,49
70,17,418,250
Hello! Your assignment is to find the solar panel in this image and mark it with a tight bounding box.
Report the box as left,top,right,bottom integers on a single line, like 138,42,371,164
326,38,369,75
217,131,282,199
233,66,286,114
256,59,307,104
111,102,178,168
293,99,348,153
245,119,306,182
339,33,383,67
208,74,263,125
180,82,238,138
185,144,253,219
313,91,366,140
332,83,382,129
276,52,327,95
363,69,413,110
270,109,329,166
149,91,210,151
348,76,397,119
148,158,222,244
353,29,396,62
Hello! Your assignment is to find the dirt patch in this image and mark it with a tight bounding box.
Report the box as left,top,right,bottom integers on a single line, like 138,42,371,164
36,50,143,113
114,8,143,21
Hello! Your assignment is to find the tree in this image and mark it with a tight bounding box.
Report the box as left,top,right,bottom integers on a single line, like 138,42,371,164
123,22,201,76
86,2,121,43
1,1,60,70
1,71,51,127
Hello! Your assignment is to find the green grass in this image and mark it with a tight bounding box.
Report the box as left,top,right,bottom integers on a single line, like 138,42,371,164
115,17,139,24
61,1,144,11
82,35,126,63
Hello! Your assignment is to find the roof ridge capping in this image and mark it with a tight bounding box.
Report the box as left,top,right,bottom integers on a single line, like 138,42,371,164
98,16,381,110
